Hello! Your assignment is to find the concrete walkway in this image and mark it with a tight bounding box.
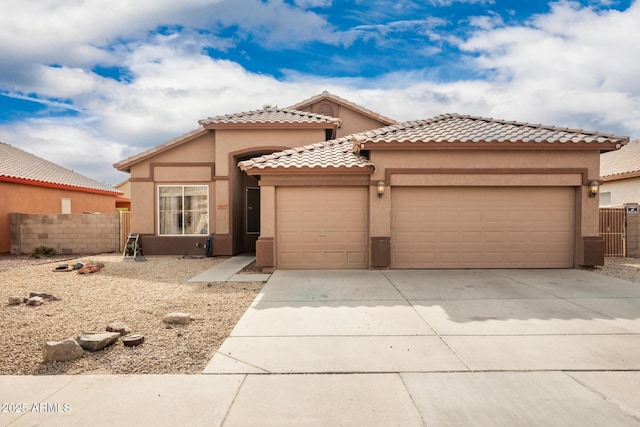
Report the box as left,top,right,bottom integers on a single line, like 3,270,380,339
188,254,271,283
4,268,640,426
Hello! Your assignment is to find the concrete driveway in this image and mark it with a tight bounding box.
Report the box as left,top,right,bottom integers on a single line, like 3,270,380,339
202,268,640,426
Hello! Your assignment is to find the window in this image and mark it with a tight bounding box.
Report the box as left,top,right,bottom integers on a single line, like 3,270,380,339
158,186,208,235
61,198,71,214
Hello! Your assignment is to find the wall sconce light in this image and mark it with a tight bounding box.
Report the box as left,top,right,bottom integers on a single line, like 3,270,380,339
589,180,600,198
377,180,386,198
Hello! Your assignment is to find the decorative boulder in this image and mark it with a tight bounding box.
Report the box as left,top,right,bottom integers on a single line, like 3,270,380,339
163,312,193,325
106,322,130,336
43,339,84,362
76,332,120,351
8,296,23,305
26,296,44,306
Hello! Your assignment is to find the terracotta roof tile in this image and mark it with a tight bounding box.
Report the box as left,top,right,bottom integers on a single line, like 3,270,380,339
0,142,120,194
354,114,629,147
238,137,373,172
198,108,341,126
288,91,397,125
601,139,640,179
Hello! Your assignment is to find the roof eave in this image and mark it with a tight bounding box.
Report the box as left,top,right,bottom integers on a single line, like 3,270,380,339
243,165,374,176
0,176,122,196
200,121,339,131
113,128,209,172
358,140,626,151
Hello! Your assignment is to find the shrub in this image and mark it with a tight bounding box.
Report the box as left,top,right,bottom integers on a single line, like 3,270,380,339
31,245,57,258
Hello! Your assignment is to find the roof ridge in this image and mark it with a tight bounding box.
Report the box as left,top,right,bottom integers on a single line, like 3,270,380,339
288,91,397,125
198,107,340,125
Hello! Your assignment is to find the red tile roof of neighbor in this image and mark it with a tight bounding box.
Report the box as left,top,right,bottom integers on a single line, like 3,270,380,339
0,142,121,195
198,108,341,127
240,114,629,172
601,139,640,180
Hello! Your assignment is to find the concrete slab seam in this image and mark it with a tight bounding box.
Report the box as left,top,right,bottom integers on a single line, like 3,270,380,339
220,374,248,427
565,372,640,424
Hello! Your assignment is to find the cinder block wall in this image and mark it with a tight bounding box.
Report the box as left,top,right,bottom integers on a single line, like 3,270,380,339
626,208,640,258
10,213,120,255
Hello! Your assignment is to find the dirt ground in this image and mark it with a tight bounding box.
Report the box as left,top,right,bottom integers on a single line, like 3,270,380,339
0,253,263,375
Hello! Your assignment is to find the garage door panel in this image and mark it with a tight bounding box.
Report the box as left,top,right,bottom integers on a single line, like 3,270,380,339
277,187,368,269
391,186,574,268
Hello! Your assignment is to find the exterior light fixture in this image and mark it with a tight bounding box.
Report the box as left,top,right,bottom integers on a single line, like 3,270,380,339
377,180,386,198
589,180,600,198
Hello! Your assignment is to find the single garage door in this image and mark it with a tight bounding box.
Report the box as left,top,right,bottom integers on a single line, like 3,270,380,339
277,186,368,269
391,186,575,268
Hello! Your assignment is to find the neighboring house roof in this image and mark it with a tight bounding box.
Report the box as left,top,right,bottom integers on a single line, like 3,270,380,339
601,139,640,181
198,108,341,129
289,91,397,126
238,137,374,173
352,114,629,150
0,142,121,195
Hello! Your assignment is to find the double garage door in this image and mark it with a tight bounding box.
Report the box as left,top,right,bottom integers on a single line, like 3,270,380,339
276,186,575,269
391,186,575,268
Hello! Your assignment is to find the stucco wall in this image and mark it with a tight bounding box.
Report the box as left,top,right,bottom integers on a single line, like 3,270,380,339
600,178,640,207
0,182,117,253
10,212,120,255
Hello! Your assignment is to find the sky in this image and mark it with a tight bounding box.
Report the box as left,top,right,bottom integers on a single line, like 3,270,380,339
0,0,638,186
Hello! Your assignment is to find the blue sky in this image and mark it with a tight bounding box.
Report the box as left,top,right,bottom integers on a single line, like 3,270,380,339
0,0,638,185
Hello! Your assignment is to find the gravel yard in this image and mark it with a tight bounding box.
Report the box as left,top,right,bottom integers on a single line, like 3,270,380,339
0,254,263,375
1,254,639,376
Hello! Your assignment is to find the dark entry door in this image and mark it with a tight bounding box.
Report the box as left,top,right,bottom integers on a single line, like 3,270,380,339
246,187,260,235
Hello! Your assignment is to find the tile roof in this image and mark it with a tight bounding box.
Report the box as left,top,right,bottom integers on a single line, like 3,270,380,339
238,137,374,172
198,108,341,126
0,142,121,194
289,91,397,126
353,113,629,148
601,139,640,179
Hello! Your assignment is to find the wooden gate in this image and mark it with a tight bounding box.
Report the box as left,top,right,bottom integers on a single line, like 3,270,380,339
599,208,625,257
119,211,131,252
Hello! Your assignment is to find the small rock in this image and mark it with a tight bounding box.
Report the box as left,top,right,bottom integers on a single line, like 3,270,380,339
106,322,130,336
163,312,193,325
8,296,23,305
73,262,84,270
26,296,44,306
29,292,60,302
76,332,120,351
43,339,84,362
122,334,144,347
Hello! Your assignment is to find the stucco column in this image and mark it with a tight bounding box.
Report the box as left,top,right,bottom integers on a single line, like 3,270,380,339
370,179,391,268
256,185,275,269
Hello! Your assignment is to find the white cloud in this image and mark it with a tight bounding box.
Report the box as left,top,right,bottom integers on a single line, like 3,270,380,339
0,0,639,186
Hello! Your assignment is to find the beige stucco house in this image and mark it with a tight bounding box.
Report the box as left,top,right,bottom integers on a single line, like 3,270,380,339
600,139,640,206
115,92,628,269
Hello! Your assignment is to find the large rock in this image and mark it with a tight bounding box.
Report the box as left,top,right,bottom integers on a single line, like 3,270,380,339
43,339,84,362
26,296,44,306
163,312,193,325
76,332,120,351
106,322,130,336
8,296,23,305
29,292,60,302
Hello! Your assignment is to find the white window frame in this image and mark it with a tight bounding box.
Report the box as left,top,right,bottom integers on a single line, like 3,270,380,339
157,185,209,236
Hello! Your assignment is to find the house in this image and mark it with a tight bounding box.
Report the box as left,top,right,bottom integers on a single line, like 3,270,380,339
600,139,640,206
115,92,628,268
0,142,123,253
113,92,395,256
